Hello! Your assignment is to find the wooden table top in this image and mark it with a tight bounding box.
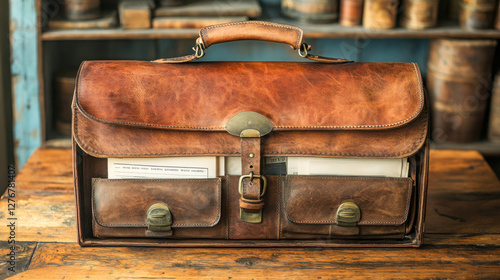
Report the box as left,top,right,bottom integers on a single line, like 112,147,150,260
1,148,499,279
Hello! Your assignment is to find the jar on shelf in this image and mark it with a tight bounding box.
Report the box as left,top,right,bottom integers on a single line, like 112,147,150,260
64,0,101,21
427,39,497,143
340,0,364,26
401,0,439,29
459,0,497,29
282,0,339,23
363,0,399,29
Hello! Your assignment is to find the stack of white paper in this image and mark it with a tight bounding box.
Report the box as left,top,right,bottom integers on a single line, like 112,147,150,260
107,156,409,179
287,157,409,178
108,157,217,179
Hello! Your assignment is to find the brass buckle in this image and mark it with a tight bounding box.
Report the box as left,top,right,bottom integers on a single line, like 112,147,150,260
238,172,267,223
238,171,267,196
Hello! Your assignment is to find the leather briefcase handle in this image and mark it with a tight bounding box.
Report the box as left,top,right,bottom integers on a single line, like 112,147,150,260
196,21,304,50
152,21,352,64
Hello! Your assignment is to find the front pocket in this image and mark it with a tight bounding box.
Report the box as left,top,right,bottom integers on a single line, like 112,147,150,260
92,178,225,239
281,176,413,239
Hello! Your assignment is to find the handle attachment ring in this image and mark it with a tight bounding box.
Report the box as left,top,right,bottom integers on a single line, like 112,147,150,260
193,43,205,59
298,43,309,58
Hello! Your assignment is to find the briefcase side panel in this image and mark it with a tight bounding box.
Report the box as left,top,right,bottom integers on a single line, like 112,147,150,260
73,142,108,245
414,139,430,246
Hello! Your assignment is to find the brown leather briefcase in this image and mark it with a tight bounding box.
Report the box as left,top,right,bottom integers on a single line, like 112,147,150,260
72,21,429,247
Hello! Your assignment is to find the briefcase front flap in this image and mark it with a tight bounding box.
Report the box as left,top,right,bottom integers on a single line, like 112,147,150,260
73,61,427,158
76,61,423,130
284,176,413,226
92,178,221,228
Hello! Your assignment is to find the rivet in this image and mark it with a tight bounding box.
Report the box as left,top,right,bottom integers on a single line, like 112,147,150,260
249,153,255,158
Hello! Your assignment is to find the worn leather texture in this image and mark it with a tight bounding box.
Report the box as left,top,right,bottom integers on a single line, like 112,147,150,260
73,62,427,159
92,178,224,238
284,176,412,226
74,107,427,159
75,62,423,131
72,25,429,247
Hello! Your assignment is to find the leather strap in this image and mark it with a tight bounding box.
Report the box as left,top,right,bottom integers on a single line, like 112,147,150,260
305,55,352,64
152,54,198,64
152,20,353,64
197,21,304,50
240,137,264,213
239,197,264,211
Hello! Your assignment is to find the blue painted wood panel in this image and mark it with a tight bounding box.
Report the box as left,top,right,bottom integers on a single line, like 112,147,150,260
358,39,430,77
10,0,42,169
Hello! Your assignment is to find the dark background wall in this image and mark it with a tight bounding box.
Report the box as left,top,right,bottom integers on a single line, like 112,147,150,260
1,0,14,195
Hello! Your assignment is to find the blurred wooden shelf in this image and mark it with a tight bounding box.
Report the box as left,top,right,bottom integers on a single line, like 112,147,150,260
42,27,200,41
45,138,72,149
431,140,500,156
41,21,500,41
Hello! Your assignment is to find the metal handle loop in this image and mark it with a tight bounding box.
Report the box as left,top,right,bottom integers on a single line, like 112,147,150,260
298,43,309,58
192,43,205,59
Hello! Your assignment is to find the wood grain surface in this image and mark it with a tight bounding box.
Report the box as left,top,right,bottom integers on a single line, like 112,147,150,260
3,243,500,279
0,148,499,279
0,242,37,277
14,148,73,191
426,150,500,237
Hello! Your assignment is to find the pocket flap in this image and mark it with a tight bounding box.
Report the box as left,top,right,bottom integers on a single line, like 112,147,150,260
284,176,412,226
92,178,221,228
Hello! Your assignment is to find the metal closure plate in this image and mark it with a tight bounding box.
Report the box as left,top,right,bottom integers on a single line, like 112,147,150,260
240,208,263,224
147,203,172,231
336,201,361,227
225,111,274,137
